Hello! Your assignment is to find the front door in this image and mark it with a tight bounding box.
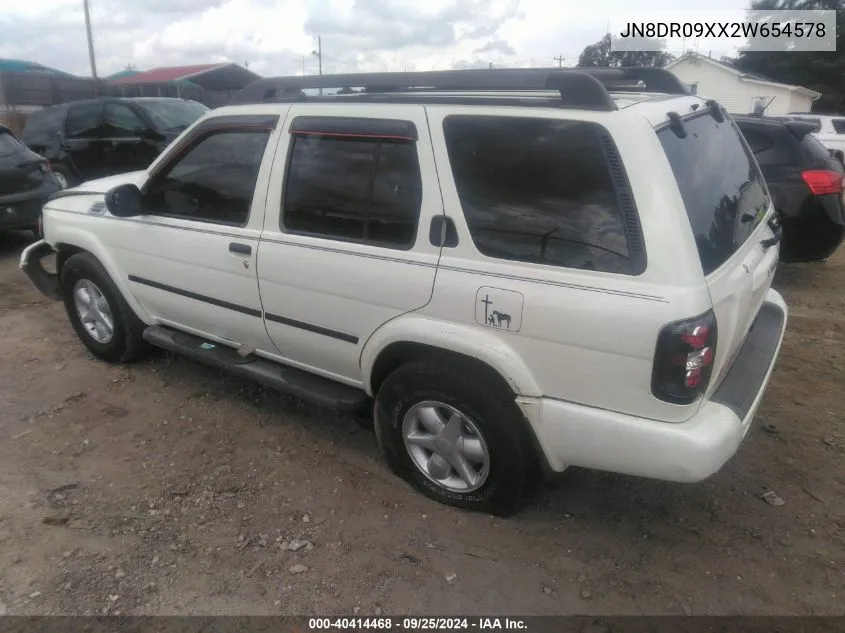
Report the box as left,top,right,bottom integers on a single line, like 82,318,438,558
104,113,283,352
101,102,160,174
257,104,443,384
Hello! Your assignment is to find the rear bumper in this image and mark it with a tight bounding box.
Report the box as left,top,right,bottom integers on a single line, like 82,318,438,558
0,180,59,230
518,288,788,483
19,239,62,301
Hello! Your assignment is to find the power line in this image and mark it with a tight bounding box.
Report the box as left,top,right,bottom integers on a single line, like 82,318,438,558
554,54,565,67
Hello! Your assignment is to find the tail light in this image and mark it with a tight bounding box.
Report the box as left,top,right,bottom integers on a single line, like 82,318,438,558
652,310,718,405
801,169,843,195
37,215,43,237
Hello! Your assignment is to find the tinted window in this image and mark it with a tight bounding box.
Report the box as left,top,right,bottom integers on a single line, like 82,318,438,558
22,107,65,148
832,119,845,134
103,103,147,137
442,115,633,274
283,129,422,248
0,131,26,157
136,100,209,134
146,130,270,226
65,102,104,138
738,124,793,168
658,114,770,275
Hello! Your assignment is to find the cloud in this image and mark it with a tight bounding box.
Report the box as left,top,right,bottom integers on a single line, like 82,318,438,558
0,0,752,78
474,39,516,55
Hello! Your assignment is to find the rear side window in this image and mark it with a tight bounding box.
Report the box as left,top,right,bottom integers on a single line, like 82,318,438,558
22,107,64,149
442,115,637,275
66,102,104,139
658,114,770,276
0,131,25,157
282,119,423,249
832,119,845,134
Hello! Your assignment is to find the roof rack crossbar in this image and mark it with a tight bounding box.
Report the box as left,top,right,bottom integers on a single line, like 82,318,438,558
230,67,688,110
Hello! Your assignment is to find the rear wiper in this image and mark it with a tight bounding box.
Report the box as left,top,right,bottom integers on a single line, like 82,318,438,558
761,216,782,250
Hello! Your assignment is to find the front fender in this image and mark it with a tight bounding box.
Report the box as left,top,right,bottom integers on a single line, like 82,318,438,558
360,314,542,398
50,222,154,325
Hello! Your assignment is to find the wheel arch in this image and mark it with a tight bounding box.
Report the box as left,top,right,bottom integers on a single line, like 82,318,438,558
53,235,153,325
362,317,543,399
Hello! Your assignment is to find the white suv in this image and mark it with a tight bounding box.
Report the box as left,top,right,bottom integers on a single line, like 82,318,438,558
20,68,788,516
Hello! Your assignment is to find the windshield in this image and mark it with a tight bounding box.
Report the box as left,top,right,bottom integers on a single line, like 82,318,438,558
0,131,26,157
136,100,209,133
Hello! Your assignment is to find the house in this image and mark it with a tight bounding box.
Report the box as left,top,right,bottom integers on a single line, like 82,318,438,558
108,63,260,108
664,51,821,115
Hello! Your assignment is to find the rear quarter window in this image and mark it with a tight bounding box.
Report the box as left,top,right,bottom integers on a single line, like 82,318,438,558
442,115,642,275
0,131,26,156
658,113,771,276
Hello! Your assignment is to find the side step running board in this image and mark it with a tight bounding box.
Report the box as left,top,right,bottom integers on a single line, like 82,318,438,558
142,325,369,412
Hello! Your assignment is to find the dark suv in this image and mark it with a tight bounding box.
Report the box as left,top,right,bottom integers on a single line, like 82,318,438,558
0,124,61,238
21,97,209,188
734,114,845,263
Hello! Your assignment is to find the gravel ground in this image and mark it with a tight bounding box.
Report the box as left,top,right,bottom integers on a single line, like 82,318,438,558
0,229,843,616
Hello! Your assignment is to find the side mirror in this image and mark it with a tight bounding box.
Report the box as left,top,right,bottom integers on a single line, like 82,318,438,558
104,183,144,217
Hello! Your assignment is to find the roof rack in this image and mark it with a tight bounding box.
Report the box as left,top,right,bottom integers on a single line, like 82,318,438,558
230,67,689,111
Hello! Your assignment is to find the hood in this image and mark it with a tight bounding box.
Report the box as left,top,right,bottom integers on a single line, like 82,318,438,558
68,170,147,194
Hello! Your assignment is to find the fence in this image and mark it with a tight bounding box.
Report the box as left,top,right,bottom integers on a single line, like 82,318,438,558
0,71,234,134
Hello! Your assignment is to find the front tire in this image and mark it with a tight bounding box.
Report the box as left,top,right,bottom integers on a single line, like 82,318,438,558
374,358,539,516
60,252,148,363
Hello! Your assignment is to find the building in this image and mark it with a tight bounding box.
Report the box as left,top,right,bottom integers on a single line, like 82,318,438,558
0,58,108,133
664,51,821,115
108,63,260,107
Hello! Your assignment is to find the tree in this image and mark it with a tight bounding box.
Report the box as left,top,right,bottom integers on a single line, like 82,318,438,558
577,34,675,68
734,0,844,112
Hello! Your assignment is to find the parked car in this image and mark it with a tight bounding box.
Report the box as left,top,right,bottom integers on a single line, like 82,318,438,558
21,97,209,188
770,113,845,164
20,68,788,515
734,114,845,263
0,124,61,240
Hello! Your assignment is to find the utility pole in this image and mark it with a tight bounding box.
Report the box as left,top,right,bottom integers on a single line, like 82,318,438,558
83,0,98,79
311,36,323,96
554,54,565,68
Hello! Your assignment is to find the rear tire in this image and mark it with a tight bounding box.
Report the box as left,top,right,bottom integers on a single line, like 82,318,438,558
374,358,539,516
60,252,148,363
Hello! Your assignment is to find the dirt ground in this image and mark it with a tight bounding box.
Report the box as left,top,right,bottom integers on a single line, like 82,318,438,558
0,229,843,617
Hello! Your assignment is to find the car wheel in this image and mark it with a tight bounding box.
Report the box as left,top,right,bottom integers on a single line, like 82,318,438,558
374,358,540,516
51,165,76,189
60,252,148,363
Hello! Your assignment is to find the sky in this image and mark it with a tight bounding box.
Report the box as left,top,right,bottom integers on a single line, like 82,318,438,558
0,0,752,78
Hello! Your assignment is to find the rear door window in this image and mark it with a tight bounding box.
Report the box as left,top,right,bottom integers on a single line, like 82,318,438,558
65,102,104,139
658,113,770,275
442,115,640,275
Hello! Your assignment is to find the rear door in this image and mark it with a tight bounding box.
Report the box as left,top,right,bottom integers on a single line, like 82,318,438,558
257,104,442,383
63,101,107,182
657,111,779,394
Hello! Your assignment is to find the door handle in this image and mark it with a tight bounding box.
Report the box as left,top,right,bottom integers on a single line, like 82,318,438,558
229,242,252,255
